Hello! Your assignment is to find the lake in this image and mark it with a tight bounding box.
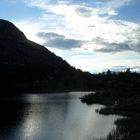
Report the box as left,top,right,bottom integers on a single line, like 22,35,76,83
0,92,122,140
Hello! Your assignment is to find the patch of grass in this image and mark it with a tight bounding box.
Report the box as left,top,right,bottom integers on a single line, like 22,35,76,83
80,91,140,140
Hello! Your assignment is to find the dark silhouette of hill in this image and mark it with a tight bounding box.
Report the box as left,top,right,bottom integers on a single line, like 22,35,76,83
0,19,26,41
0,19,93,93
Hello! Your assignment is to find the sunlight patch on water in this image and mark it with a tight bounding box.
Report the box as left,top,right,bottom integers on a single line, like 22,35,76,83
0,92,123,140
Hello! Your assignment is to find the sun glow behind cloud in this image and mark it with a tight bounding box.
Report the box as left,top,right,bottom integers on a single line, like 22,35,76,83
5,0,140,73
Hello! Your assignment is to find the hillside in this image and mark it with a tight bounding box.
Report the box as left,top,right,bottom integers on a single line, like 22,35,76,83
0,19,92,93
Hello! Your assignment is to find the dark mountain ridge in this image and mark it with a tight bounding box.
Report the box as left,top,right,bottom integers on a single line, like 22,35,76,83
0,19,26,41
0,19,92,93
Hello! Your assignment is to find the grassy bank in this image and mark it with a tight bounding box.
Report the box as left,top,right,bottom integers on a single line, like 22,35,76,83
80,91,140,140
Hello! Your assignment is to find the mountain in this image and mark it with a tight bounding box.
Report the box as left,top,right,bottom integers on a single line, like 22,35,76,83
0,19,92,93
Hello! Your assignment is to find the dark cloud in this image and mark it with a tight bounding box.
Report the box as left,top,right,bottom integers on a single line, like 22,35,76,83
37,32,83,50
95,43,132,53
92,37,140,53
38,32,64,39
75,7,92,17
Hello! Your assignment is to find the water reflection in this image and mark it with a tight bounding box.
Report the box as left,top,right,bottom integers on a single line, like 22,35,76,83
0,92,122,140
0,99,26,139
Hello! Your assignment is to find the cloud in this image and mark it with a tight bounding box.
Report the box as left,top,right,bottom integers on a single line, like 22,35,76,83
95,42,132,53
105,0,132,9
109,66,128,72
131,66,140,72
92,31,140,53
23,0,48,10
109,65,140,72
97,0,132,16
75,7,93,17
37,32,83,50
20,0,140,54
2,0,139,73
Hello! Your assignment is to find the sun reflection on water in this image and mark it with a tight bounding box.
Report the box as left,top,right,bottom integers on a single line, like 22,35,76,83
15,93,122,140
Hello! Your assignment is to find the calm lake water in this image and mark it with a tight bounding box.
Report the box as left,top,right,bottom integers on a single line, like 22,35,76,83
0,92,122,140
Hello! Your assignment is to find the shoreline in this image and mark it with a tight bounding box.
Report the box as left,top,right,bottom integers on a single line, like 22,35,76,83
80,91,140,140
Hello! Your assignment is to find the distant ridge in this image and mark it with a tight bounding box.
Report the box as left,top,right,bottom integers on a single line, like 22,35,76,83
0,19,92,93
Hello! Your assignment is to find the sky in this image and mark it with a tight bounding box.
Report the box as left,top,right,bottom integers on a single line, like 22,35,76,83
0,0,140,73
